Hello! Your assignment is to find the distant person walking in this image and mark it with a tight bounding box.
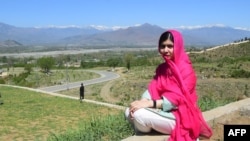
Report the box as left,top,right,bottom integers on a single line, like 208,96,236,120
80,83,84,102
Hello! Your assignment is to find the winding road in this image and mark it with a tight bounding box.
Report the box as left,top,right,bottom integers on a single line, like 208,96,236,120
38,70,120,92
0,70,125,110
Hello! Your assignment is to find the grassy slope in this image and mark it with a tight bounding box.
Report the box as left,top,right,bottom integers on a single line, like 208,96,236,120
0,86,121,141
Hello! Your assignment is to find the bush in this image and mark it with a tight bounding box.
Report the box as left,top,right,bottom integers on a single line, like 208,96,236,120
0,78,5,84
231,69,250,78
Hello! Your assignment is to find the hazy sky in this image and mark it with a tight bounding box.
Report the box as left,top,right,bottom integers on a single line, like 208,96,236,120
1,0,249,29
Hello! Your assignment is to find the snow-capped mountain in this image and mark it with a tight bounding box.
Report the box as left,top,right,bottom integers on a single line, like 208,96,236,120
0,22,250,47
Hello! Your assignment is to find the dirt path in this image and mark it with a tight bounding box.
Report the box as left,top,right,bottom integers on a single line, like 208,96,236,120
99,68,125,103
100,79,119,103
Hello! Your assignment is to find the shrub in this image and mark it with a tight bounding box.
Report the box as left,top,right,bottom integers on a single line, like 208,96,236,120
0,78,5,84
231,69,250,78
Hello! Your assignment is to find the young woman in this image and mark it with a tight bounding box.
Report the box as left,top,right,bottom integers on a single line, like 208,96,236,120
125,30,212,141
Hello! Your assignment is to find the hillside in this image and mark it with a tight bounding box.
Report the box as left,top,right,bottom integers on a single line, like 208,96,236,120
0,40,23,47
190,41,250,59
188,41,250,79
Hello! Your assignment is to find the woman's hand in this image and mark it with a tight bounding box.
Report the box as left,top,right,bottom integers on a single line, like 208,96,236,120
129,99,152,114
129,99,151,119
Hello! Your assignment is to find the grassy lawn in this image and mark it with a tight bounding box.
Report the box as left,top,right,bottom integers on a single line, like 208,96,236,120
0,85,125,141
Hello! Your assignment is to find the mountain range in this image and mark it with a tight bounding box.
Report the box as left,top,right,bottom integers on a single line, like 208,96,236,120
1,22,250,48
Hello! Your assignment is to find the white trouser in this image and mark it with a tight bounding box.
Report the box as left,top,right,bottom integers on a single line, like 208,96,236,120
125,108,176,134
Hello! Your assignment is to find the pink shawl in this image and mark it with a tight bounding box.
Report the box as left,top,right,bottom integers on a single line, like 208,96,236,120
148,30,212,141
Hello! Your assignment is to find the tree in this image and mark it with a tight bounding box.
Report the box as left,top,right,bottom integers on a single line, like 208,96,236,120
1,56,7,63
37,57,55,73
107,58,120,70
80,60,86,68
124,53,133,71
24,64,33,74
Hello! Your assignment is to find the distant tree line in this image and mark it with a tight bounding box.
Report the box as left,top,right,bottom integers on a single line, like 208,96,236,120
234,36,250,43
0,50,162,86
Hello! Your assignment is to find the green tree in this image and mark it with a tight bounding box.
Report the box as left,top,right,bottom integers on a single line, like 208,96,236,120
80,60,86,68
37,57,55,73
107,58,120,70
124,53,133,71
24,64,33,74
1,56,7,63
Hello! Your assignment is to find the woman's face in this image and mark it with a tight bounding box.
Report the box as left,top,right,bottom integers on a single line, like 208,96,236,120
159,39,174,60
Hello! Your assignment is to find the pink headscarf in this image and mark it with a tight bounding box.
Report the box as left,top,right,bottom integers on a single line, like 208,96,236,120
148,30,212,141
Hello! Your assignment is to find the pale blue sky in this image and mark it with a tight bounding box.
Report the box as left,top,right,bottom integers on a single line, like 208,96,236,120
1,0,249,29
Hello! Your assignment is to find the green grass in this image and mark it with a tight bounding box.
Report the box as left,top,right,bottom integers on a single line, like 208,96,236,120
47,114,133,141
0,85,132,141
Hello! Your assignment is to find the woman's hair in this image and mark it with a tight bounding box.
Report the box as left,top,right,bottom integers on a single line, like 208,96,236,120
158,31,174,47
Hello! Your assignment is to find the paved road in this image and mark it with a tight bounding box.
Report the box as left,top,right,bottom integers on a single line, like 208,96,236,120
38,70,120,92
